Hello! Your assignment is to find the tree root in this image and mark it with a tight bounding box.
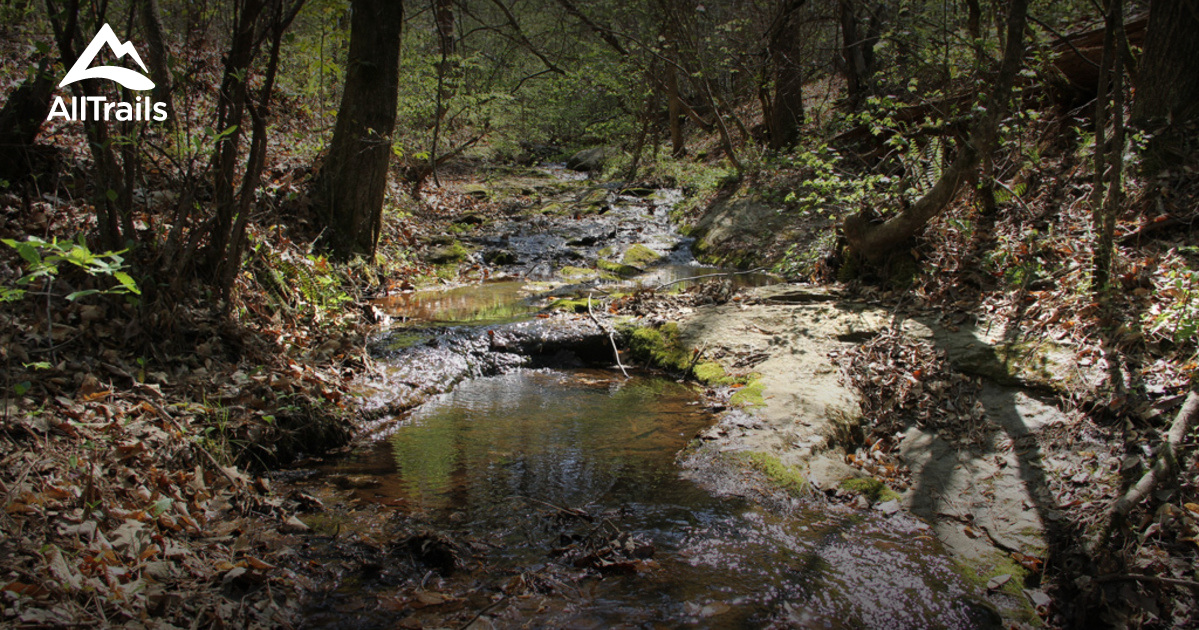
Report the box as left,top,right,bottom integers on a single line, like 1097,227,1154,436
1098,389,1199,547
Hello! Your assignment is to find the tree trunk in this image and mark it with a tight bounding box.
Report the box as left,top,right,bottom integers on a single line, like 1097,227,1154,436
0,58,53,183
843,0,1028,262
1131,0,1199,175
1091,0,1127,298
138,0,173,121
839,0,868,110
209,0,266,267
429,0,456,186
316,0,403,259
965,0,984,66
45,0,131,250
666,60,685,157
767,0,806,151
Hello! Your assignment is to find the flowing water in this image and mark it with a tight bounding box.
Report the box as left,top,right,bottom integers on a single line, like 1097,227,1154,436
301,369,998,629
293,177,1000,628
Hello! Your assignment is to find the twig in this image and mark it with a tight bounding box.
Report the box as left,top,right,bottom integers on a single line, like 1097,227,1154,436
148,401,246,489
587,293,628,378
458,594,509,630
993,179,1034,216
1095,573,1199,591
1029,14,1102,71
653,267,767,291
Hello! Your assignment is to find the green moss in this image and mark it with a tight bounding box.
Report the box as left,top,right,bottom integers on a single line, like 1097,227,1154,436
958,553,1033,602
597,246,615,258
539,202,567,216
623,322,754,389
427,241,469,264
737,451,810,497
728,379,765,407
840,477,901,503
549,298,590,313
559,265,599,279
622,244,662,267
692,361,726,385
887,252,919,289
627,322,691,372
386,332,428,351
836,250,860,283
461,184,491,200
597,259,641,278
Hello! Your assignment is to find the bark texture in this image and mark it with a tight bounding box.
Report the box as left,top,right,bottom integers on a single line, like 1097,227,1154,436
767,0,807,150
316,0,403,258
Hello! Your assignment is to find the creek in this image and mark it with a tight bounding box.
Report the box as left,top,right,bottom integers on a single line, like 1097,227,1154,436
289,172,1002,628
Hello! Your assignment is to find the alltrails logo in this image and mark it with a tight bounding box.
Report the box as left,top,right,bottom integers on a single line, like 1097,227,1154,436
47,23,168,122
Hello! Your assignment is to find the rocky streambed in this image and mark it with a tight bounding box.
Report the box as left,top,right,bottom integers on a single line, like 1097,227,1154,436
270,167,1071,627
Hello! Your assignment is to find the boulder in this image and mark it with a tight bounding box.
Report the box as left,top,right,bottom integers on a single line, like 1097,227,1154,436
566,147,610,172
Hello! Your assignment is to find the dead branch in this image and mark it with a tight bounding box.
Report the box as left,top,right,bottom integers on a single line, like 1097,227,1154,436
587,292,628,378
1100,390,1199,544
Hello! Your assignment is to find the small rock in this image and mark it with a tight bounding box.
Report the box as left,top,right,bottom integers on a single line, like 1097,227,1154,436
1025,589,1051,609
876,499,901,515
280,515,309,533
986,574,1012,590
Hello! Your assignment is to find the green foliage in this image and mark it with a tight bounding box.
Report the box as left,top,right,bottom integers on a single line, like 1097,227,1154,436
983,229,1049,288
775,143,889,219
1144,262,1199,346
2,236,140,301
252,242,351,321
774,232,838,281
728,379,765,407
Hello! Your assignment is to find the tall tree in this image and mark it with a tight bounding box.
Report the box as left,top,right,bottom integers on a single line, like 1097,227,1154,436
839,0,880,111
1130,0,1199,175
429,0,457,186
315,0,404,258
138,0,173,122
0,58,53,183
1091,0,1128,297
766,0,806,150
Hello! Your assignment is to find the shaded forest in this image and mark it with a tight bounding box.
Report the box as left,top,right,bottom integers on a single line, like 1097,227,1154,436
2,0,1198,627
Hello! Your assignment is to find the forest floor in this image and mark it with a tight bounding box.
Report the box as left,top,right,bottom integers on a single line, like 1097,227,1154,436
3,62,1199,626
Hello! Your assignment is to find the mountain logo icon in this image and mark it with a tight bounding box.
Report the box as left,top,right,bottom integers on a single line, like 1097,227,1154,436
59,23,155,91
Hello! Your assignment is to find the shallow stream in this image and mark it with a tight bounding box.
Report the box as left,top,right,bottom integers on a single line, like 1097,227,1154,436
292,174,1000,628
300,369,998,629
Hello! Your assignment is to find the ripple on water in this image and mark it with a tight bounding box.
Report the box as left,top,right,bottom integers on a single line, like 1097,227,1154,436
307,370,998,629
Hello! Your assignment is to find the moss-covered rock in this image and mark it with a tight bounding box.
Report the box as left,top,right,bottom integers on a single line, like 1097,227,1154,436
549,297,590,313
622,244,662,267
461,184,491,200
728,379,765,407
597,259,641,279
559,265,599,280
427,241,469,264
736,451,810,497
840,477,901,503
626,322,691,372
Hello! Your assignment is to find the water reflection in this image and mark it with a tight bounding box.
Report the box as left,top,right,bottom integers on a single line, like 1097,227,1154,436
372,281,538,327
321,370,996,628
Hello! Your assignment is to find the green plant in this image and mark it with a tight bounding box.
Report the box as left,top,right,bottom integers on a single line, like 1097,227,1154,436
3,235,140,302
1144,264,1199,345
